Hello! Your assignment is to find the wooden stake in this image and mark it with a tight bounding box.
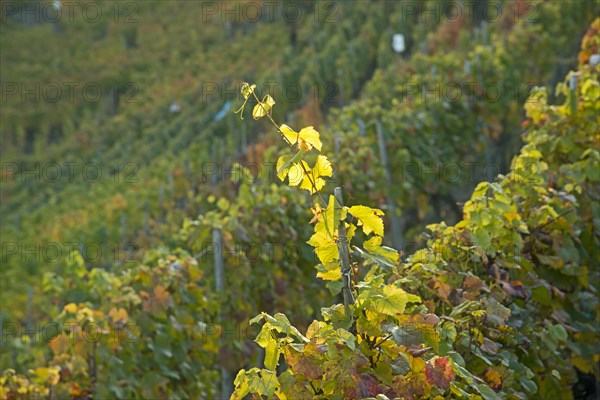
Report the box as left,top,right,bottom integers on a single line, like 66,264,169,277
212,227,232,398
375,119,403,250
334,187,355,306
569,74,578,117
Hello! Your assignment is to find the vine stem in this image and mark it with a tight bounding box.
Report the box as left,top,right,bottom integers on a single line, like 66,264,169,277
248,88,355,305
372,333,393,349
251,91,328,208
535,207,575,231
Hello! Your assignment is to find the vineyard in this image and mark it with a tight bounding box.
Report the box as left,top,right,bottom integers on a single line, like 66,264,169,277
0,1,598,399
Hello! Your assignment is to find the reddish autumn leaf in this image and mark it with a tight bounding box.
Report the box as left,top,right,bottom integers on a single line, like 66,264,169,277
392,374,427,399
358,373,380,397
463,275,484,300
284,343,323,380
424,356,455,389
358,373,397,398
463,275,483,291
429,279,452,303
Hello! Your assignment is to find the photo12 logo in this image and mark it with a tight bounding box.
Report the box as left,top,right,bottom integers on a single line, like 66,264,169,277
397,1,538,23
1,241,139,264
397,81,536,104
1,81,139,105
1,1,139,24
198,241,302,264
1,321,140,345
197,161,341,186
1,162,140,184
200,1,339,23
201,81,341,105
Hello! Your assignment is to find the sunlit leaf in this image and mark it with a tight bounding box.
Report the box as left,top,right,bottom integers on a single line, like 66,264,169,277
348,205,384,236
252,94,275,120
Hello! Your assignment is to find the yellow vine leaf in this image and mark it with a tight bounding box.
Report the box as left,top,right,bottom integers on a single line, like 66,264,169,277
252,94,275,120
288,163,303,186
108,307,129,323
299,174,325,193
64,303,78,314
276,155,291,181
279,124,322,151
280,124,299,145
322,195,339,238
308,195,345,264
241,83,256,100
287,161,309,186
346,222,356,242
410,354,427,373
31,367,60,386
371,285,421,316
298,126,322,151
364,235,399,264
235,83,257,119
483,368,503,391
313,155,332,176
316,262,342,281
348,205,385,236
307,230,338,264
299,155,333,194
571,356,594,373
264,340,279,370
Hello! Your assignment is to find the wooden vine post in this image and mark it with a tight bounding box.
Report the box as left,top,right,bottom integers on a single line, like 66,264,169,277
210,141,232,399
375,119,403,250
213,225,232,399
569,73,578,117
334,187,355,306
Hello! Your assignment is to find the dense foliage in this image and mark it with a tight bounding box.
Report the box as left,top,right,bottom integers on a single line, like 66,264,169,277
231,22,599,400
